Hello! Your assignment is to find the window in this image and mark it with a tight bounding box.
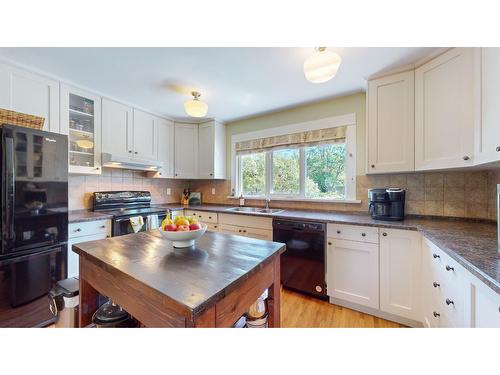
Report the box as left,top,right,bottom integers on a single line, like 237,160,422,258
233,118,356,201
240,152,266,196
236,137,355,201
305,143,346,199
271,148,300,195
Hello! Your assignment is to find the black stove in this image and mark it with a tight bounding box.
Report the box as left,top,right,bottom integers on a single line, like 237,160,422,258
93,191,169,236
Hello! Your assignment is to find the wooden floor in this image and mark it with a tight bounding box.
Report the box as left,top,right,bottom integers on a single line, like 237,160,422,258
281,289,405,328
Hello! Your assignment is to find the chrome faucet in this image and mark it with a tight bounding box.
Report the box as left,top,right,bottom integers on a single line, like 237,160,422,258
265,197,271,210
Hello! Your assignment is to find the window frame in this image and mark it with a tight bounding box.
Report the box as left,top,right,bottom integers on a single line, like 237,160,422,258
231,114,358,203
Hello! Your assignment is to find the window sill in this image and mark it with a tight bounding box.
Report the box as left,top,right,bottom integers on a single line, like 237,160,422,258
226,196,362,204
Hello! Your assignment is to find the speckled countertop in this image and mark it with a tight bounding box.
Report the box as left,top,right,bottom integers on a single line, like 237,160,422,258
68,210,114,223
69,203,500,294
160,203,500,294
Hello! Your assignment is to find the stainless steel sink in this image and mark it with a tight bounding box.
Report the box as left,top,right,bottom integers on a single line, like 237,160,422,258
225,207,284,215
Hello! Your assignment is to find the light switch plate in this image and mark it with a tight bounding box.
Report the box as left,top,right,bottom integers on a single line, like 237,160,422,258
211,188,216,195
166,188,171,195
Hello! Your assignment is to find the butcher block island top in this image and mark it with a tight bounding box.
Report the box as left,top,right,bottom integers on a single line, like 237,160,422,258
73,230,286,328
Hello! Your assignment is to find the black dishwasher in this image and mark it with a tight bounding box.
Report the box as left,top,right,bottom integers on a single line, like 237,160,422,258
273,219,327,300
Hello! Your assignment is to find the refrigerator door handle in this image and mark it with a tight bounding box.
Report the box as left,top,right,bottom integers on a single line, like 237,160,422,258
4,136,15,241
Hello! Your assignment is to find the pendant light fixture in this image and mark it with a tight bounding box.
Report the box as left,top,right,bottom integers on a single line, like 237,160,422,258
303,47,342,83
184,91,208,118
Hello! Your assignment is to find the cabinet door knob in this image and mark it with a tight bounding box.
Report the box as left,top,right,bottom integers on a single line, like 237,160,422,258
433,312,440,318
134,151,138,154
462,155,470,161
433,282,440,288
496,146,500,152
382,232,387,237
361,233,366,237
100,225,106,229
208,216,212,219
175,173,178,176
328,242,332,246
210,173,213,176
371,164,375,168
446,298,454,306
445,265,454,271
433,253,440,259
336,230,341,234
238,229,242,233
128,150,132,153
243,230,247,233
74,228,82,232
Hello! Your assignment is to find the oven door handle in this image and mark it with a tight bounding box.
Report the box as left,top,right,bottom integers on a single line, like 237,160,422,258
114,217,139,223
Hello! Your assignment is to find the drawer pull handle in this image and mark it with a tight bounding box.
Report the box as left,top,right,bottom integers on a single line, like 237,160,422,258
336,230,341,234
328,242,332,246
74,228,82,232
214,226,217,229
433,312,440,318
433,282,440,288
433,253,440,259
371,164,375,168
446,298,454,306
100,225,106,229
238,229,242,233
462,155,470,161
496,146,500,152
209,216,212,219
243,230,247,233
361,233,366,237
445,265,454,271
382,232,387,237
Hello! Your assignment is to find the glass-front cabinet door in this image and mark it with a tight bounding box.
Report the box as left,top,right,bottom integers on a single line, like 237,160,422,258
60,84,102,174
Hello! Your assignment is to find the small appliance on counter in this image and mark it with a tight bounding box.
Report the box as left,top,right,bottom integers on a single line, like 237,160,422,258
368,188,405,221
188,191,201,206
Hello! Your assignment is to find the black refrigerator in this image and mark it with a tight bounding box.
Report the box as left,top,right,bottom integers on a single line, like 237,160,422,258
0,124,68,327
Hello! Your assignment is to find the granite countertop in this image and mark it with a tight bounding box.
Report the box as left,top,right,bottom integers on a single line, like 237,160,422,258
160,203,500,294
68,210,114,223
73,230,285,316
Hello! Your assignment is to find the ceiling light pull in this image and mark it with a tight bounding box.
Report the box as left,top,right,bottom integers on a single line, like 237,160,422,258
303,47,342,83
184,91,208,118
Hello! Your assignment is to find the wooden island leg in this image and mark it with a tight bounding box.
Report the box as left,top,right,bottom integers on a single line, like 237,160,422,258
267,257,281,328
79,259,99,328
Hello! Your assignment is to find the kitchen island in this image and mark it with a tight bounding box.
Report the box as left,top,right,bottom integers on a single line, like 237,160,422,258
73,230,286,328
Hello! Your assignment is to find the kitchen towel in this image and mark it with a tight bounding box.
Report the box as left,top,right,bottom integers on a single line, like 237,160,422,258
129,216,144,233
146,215,159,230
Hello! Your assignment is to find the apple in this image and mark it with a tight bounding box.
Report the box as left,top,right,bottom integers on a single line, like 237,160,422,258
189,223,201,231
164,224,177,232
177,224,190,231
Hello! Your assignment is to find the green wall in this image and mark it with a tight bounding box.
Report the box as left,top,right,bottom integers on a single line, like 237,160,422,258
225,92,366,176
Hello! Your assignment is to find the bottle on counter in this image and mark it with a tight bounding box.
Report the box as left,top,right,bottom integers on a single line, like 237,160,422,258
239,193,245,207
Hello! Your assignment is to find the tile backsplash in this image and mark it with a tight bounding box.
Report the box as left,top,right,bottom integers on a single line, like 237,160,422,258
189,169,500,221
69,168,187,210
69,167,500,221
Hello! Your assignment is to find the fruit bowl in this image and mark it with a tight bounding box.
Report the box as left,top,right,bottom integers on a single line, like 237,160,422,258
158,223,207,248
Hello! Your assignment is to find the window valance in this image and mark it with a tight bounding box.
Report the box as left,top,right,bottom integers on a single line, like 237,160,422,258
235,125,347,154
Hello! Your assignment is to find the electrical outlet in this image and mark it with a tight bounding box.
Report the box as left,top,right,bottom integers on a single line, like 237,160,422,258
211,188,216,195
166,188,171,195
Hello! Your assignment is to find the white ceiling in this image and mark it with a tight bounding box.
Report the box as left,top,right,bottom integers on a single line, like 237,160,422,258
0,47,441,122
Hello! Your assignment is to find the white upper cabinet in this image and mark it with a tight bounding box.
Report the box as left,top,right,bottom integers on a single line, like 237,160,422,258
477,48,500,164
152,117,174,178
379,228,422,321
0,62,60,133
198,120,226,179
132,109,157,160
367,71,415,173
174,122,198,178
60,84,102,175
415,48,480,171
102,98,133,158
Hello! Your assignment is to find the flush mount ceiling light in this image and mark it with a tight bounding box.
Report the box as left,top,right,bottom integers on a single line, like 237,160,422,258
303,47,342,83
184,91,208,118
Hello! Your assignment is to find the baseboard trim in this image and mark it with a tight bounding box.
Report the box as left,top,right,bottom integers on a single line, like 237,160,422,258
329,297,424,328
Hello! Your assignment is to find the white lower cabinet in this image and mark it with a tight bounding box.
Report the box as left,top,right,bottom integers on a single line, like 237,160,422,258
465,273,500,328
379,229,422,321
67,220,110,278
326,237,379,309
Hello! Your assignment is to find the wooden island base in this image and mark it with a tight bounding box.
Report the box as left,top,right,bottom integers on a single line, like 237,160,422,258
78,246,281,328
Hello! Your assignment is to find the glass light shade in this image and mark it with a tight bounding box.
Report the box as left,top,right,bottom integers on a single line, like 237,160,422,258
184,97,208,118
75,139,94,149
303,48,342,83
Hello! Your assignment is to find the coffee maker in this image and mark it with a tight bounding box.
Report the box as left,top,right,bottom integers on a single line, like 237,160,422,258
368,188,405,221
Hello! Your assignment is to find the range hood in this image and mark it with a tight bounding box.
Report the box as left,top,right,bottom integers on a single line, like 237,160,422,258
101,153,164,171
